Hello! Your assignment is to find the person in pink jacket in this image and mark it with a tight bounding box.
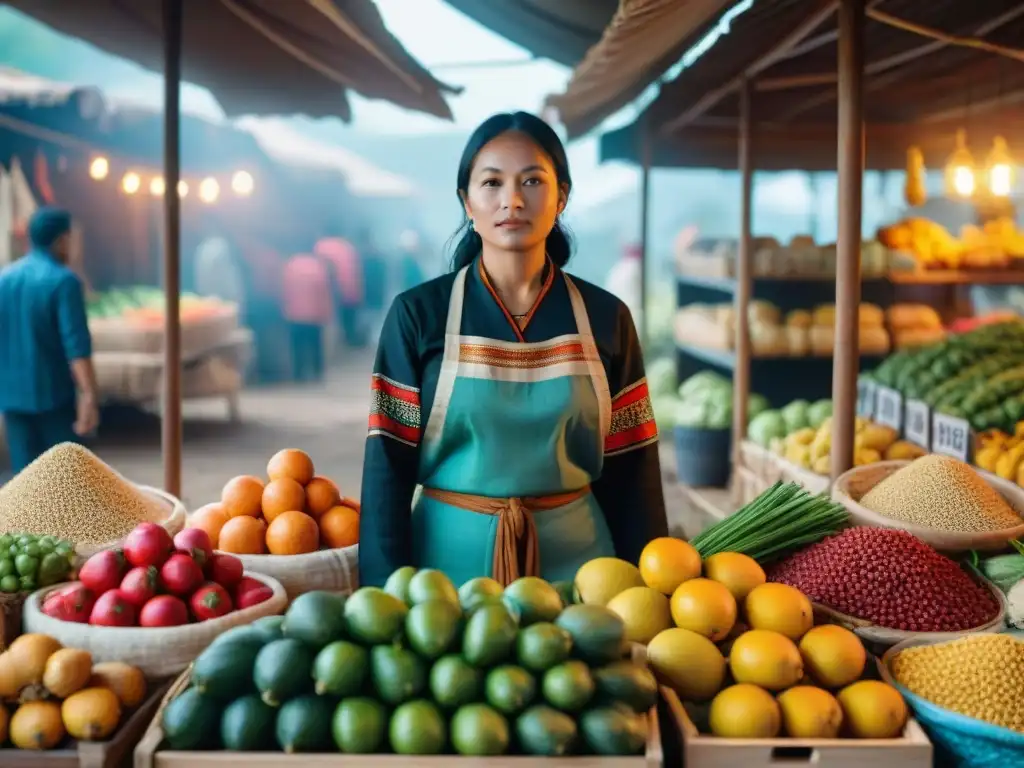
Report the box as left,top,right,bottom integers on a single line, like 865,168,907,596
282,252,333,382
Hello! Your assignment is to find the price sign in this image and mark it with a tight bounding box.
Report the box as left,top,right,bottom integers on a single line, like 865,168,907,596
932,412,972,462
904,399,931,448
857,379,876,419
874,386,903,431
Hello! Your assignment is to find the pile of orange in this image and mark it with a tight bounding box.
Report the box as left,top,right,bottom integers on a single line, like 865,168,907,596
187,449,360,556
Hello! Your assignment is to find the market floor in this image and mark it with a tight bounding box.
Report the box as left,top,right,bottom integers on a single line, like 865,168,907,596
5,348,718,538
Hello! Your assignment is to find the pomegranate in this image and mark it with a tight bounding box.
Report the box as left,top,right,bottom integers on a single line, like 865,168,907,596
79,550,126,595
173,528,213,568
124,522,175,568
89,590,137,627
190,583,234,621
42,584,95,623
120,566,159,607
159,554,204,596
139,595,190,627
206,553,244,589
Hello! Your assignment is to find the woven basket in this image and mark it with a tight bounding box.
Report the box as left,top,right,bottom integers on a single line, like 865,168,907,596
228,545,359,601
881,634,1024,768
812,567,1007,648
0,591,26,651
75,485,187,561
832,460,1024,552
21,572,287,678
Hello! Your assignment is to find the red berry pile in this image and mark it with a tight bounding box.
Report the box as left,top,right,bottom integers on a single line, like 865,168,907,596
767,527,999,632
42,522,274,628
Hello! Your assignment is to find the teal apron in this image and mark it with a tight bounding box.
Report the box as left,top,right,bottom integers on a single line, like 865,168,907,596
412,263,616,588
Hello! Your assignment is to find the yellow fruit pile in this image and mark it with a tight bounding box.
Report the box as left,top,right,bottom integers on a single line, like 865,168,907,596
772,417,925,475
574,540,908,740
0,634,147,750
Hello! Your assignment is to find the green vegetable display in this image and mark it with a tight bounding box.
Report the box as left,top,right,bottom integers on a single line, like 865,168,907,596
0,532,75,593
690,482,849,563
747,399,832,448
652,369,768,431
86,286,206,320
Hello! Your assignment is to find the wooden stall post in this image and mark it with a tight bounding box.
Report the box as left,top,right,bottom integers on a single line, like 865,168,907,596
161,0,183,497
831,0,865,480
638,115,651,347
732,77,754,468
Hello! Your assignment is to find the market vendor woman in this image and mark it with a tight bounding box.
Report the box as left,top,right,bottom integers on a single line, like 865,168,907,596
359,112,668,588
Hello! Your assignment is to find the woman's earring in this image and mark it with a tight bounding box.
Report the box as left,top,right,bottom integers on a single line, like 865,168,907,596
469,220,475,231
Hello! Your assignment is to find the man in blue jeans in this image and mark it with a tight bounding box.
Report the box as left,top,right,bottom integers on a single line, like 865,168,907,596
0,207,99,475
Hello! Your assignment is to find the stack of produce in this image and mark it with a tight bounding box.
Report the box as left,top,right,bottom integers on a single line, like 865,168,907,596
890,634,1024,733
86,287,233,325
573,540,907,739
652,370,768,431
0,443,170,549
768,527,1000,632
749,397,834,447
186,449,359,556
42,522,272,628
858,455,1023,534
878,215,1024,269
160,573,655,756
0,633,146,750
0,533,75,595
766,416,925,475
885,304,945,350
974,425,1024,484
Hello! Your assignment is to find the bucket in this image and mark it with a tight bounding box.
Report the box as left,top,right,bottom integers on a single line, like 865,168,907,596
673,425,731,487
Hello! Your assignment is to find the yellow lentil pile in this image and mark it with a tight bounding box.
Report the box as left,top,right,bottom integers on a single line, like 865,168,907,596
860,455,1022,533
891,634,1024,733
0,442,168,546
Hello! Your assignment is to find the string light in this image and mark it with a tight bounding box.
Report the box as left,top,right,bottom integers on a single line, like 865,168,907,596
177,180,189,198
944,129,976,199
199,177,220,204
89,156,109,180
149,177,165,196
231,171,254,196
985,136,1015,198
121,172,141,195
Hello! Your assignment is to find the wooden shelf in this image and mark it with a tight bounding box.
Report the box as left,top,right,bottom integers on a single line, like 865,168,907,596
678,269,1024,292
676,343,886,370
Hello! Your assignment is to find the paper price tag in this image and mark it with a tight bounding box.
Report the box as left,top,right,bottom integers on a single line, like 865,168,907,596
932,412,971,462
874,386,903,431
904,400,930,448
857,379,876,419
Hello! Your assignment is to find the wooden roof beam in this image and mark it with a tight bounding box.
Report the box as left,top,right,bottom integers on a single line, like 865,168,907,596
775,5,1024,121
660,0,838,135
920,86,1024,125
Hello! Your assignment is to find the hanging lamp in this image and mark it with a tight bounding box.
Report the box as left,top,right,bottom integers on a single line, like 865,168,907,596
984,136,1015,198
944,129,976,199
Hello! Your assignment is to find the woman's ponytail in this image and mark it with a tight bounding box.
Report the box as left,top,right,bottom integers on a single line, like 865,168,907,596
448,221,482,272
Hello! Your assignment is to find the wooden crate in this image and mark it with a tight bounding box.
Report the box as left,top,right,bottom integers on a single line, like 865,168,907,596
136,670,664,768
662,687,932,768
775,457,831,496
2,679,172,768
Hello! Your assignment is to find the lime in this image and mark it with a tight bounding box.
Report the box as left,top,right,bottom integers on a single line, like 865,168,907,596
451,704,509,756
543,661,595,712
23,542,40,558
517,622,573,672
19,575,36,591
0,575,19,593
389,700,446,755
332,698,387,754
458,577,503,613
485,665,536,715
0,559,14,579
38,553,68,586
0,535,11,549
430,655,483,709
14,554,38,577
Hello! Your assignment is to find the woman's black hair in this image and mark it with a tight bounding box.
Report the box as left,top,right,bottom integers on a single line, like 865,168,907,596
449,111,574,272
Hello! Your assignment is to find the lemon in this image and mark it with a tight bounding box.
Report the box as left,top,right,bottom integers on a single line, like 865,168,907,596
729,629,804,692
605,587,672,645
670,578,736,642
744,583,813,641
777,686,843,738
574,558,645,607
703,552,766,601
798,625,866,689
646,628,726,702
639,537,702,594
709,684,781,738
837,680,908,738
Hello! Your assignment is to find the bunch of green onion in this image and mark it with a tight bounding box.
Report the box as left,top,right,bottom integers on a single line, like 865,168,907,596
691,481,850,563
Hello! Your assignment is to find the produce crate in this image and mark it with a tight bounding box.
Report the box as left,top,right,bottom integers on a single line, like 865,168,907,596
2,678,172,768
734,465,772,507
738,440,780,483
774,457,831,496
662,686,932,768
0,591,27,651
135,668,665,768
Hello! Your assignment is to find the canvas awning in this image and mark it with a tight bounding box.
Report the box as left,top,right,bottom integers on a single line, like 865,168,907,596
4,0,460,121
546,0,736,139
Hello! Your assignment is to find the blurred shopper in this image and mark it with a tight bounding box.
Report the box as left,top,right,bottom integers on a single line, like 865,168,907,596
605,243,643,331
0,207,99,473
359,229,389,342
282,252,333,382
397,229,426,292
314,235,366,348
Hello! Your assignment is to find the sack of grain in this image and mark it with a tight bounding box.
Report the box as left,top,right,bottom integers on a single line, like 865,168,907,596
21,572,287,678
0,443,185,559
226,545,358,601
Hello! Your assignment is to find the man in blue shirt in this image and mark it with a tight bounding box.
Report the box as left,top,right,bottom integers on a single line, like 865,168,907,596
0,207,99,474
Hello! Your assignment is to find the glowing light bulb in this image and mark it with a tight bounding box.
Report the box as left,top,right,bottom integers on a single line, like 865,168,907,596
198,178,220,204
944,129,976,199
177,180,189,198
89,156,109,180
231,171,254,196
149,177,165,196
121,172,141,195
952,166,975,197
985,136,1015,198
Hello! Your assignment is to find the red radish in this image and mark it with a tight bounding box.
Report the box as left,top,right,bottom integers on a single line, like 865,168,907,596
79,550,126,595
190,583,234,621
124,522,175,568
233,576,265,601
173,528,213,568
206,553,244,588
120,566,159,607
89,590,137,627
160,554,204,596
42,584,95,623
139,595,190,627
235,582,273,609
